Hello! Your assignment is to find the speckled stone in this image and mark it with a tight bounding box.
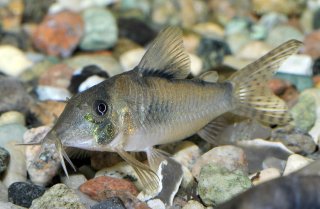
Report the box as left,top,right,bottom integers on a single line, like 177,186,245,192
0,147,9,174
30,184,86,209
197,163,252,206
8,182,45,208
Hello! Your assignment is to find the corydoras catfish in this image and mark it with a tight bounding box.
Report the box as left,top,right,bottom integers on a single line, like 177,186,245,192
27,27,302,197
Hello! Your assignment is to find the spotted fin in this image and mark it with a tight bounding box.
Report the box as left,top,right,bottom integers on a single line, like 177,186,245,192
116,149,161,197
229,39,303,125
137,27,190,79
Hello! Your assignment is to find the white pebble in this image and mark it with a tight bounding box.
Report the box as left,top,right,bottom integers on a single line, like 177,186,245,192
283,154,313,175
78,75,106,92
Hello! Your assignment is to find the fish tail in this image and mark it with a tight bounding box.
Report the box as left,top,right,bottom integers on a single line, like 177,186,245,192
229,39,303,125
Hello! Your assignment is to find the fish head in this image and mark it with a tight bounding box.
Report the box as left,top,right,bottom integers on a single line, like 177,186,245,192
49,78,123,152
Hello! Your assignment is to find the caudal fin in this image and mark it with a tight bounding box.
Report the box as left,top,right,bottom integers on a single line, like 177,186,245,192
229,40,303,125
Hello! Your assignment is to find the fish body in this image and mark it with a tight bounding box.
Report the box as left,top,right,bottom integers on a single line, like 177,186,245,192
32,27,302,199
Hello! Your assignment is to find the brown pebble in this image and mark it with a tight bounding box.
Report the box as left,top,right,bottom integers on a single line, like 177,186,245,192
32,11,84,57
38,64,75,89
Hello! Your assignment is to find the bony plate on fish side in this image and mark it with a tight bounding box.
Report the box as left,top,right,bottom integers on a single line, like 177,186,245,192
18,26,303,204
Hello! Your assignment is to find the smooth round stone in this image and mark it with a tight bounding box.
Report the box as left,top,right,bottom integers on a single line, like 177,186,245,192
290,90,317,132
147,199,165,209
8,182,45,208
237,41,273,60
283,154,313,176
197,163,251,206
189,53,203,76
0,45,33,76
197,38,231,70
182,200,205,209
61,174,87,190
0,182,8,202
95,162,143,191
91,197,126,209
36,86,72,101
0,123,27,145
2,141,27,188
258,12,288,31
78,75,106,92
251,168,281,185
0,111,25,126
225,18,251,36
80,8,118,50
65,54,123,77
192,22,224,39
49,0,115,13
30,184,86,209
32,11,84,58
0,147,9,174
252,0,307,15
23,126,60,186
119,48,145,72
172,141,201,171
69,65,109,94
192,145,248,180
118,18,156,46
278,55,313,76
266,25,304,47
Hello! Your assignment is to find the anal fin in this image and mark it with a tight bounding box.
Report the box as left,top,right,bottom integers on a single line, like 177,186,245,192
197,114,229,145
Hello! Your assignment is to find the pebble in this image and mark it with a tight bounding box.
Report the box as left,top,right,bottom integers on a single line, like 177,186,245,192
91,197,126,209
36,85,72,101
0,45,33,76
68,65,109,94
78,75,106,92
90,152,123,170
197,163,252,206
119,48,146,71
65,54,123,77
32,11,84,57
61,174,87,190
147,199,165,209
278,54,313,76
0,0,24,31
271,126,316,154
192,145,248,180
80,8,118,51
23,126,60,186
303,29,320,59
237,41,273,60
252,0,307,15
0,111,25,126
0,181,8,202
0,201,27,209
118,18,157,46
266,25,304,47
258,12,288,31
189,53,203,76
0,147,10,174
262,157,287,172
237,139,293,173
283,154,313,176
79,176,138,201
49,0,115,13
38,63,75,89
172,141,201,171
290,89,317,133
182,200,205,209
30,184,86,209
8,182,45,208
192,22,225,39
31,101,66,125
95,162,143,190
250,168,281,185
197,38,230,70
226,32,251,54
23,0,54,23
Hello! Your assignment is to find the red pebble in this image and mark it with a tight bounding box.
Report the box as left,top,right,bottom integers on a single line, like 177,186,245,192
32,11,84,58
79,176,138,201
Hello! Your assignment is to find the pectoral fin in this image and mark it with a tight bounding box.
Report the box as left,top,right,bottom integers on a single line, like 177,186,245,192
116,149,161,197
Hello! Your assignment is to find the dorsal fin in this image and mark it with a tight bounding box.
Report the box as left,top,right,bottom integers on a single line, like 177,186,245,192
136,27,190,79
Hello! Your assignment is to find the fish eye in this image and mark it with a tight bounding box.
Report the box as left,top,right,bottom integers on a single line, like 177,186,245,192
94,100,108,116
